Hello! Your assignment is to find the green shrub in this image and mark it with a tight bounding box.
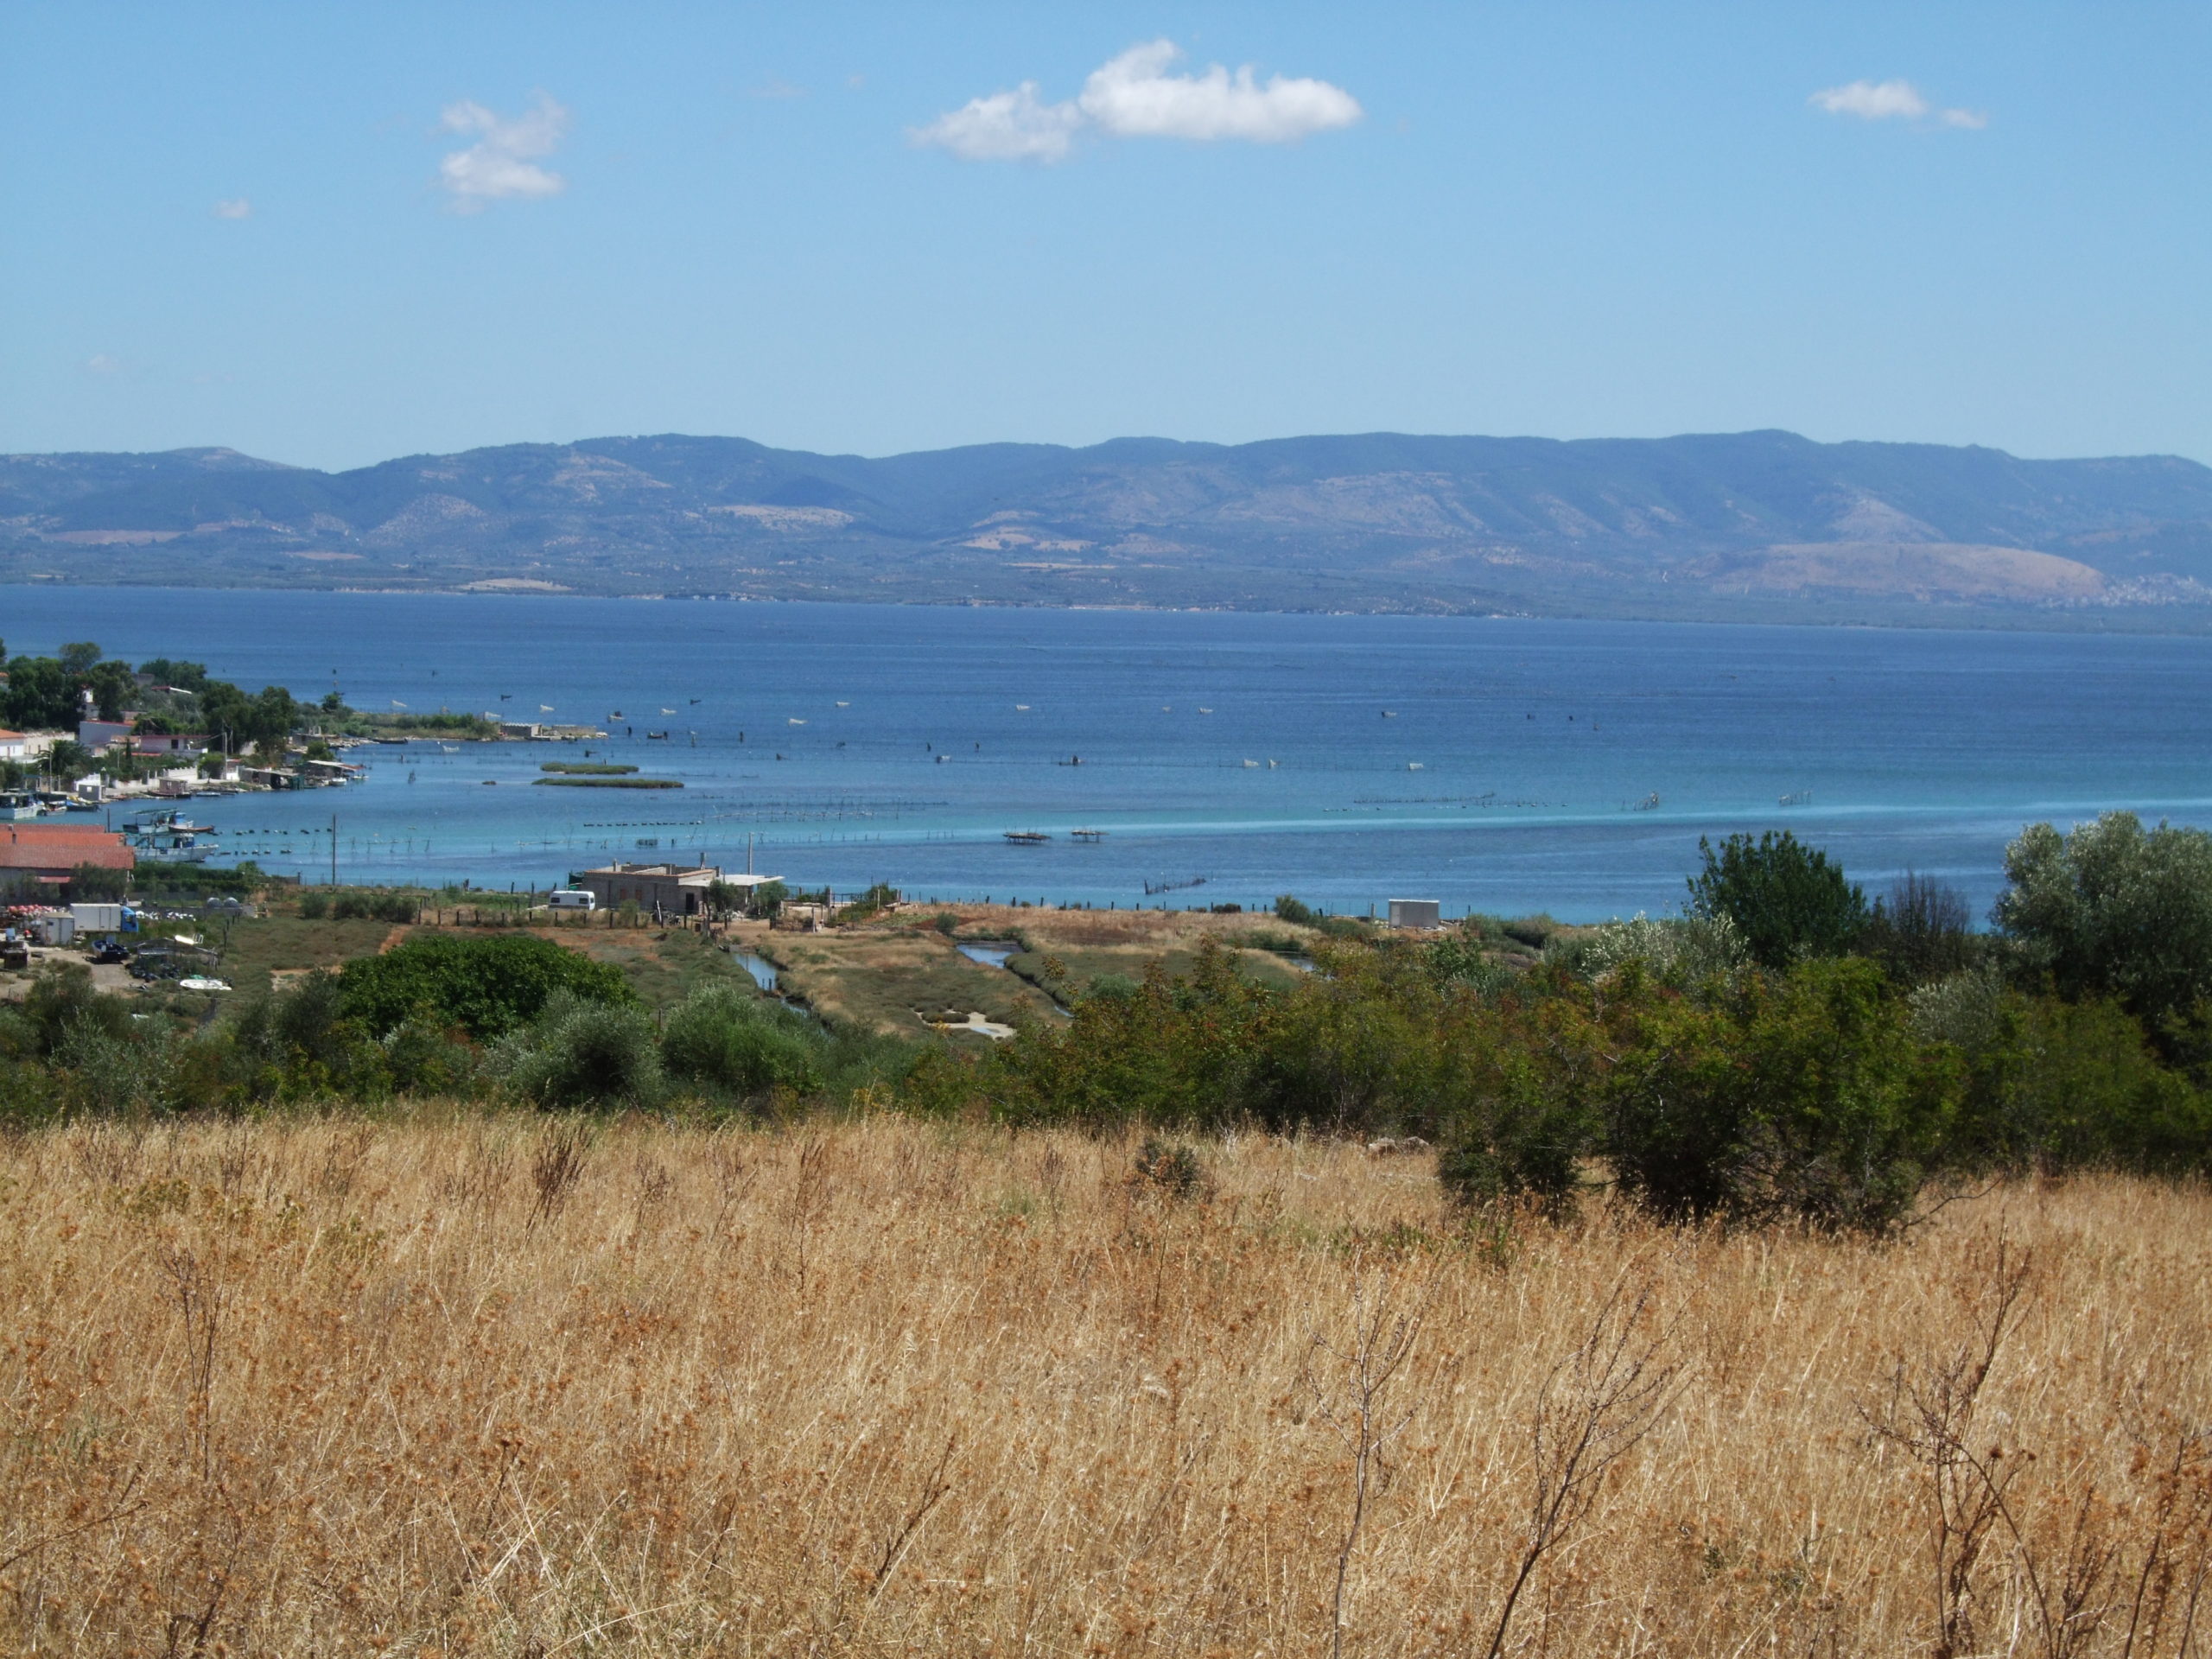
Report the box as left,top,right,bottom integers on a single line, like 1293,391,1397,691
330,891,418,923
1599,958,1948,1232
227,971,390,1103
497,993,663,1109
1688,830,1867,969
21,962,130,1057
974,939,1281,1130
337,934,633,1039
1274,894,1319,926
661,983,821,1099
1936,990,2212,1177
1434,1029,1598,1216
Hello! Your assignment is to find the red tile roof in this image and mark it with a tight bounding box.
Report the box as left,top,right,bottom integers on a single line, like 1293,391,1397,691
0,825,137,873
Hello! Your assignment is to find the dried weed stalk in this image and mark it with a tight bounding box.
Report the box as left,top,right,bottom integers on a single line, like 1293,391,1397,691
1485,1260,1681,1659
1302,1260,1437,1659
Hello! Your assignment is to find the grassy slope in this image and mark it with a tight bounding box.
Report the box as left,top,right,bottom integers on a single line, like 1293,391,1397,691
3,1116,2207,1655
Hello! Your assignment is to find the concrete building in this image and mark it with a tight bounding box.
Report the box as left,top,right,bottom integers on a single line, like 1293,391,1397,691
130,733,212,759
78,719,135,751
573,861,722,915
1388,898,1443,930
0,731,35,763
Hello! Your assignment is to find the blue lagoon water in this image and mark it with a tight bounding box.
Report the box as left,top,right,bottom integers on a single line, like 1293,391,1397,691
7,587,2208,921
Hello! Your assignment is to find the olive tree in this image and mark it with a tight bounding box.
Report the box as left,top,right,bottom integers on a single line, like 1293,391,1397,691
1995,812,2212,1028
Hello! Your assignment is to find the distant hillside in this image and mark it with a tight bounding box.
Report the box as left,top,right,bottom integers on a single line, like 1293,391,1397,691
7,429,2212,623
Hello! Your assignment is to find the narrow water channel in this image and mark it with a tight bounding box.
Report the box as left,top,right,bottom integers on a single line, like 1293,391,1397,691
731,950,779,992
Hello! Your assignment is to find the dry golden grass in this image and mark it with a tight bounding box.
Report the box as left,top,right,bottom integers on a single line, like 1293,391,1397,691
4,1116,2209,1656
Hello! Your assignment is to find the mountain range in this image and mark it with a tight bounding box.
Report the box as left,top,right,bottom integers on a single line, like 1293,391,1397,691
7,429,2212,624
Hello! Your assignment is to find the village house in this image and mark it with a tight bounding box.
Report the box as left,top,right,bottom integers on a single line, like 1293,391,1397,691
0,731,37,763
0,823,136,889
572,861,724,915
130,732,213,759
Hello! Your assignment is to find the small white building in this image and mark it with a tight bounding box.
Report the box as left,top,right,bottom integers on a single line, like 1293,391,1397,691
1388,898,1443,930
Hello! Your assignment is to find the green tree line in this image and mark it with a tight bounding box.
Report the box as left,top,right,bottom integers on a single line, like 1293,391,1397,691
5,814,2211,1234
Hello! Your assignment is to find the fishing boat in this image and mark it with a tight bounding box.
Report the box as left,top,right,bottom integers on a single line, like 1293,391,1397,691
123,807,213,836
1071,828,1105,841
1003,830,1051,844
645,731,669,741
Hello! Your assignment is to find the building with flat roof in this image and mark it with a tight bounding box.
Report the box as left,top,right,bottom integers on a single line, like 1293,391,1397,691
130,733,212,758
572,861,727,915
1387,898,1443,930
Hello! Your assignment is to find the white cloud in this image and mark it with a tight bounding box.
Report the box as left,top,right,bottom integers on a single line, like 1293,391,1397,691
912,81,1084,162
84,354,122,376
1810,78,1986,130
1811,78,1928,120
912,39,1360,163
436,92,570,210
213,197,251,219
1078,40,1361,143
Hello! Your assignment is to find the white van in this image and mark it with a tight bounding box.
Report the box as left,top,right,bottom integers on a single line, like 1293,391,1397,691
547,889,597,912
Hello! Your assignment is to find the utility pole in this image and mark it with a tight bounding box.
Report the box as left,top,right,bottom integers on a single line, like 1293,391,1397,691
330,813,338,887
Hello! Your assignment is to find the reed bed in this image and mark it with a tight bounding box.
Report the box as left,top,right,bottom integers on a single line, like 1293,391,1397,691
3,1115,2209,1656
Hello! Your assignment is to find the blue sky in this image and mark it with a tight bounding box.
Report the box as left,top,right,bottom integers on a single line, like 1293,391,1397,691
4,2,2207,471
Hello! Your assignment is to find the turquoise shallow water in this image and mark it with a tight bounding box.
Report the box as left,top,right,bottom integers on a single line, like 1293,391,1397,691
6,587,2209,921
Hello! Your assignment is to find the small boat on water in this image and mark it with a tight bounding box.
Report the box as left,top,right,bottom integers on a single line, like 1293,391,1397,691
124,808,213,836
1071,828,1105,841
645,731,669,741
1003,830,1051,844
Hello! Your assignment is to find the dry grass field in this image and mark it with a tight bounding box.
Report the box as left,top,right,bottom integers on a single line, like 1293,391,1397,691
4,1116,2209,1656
